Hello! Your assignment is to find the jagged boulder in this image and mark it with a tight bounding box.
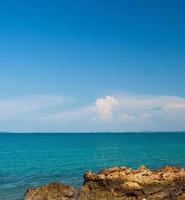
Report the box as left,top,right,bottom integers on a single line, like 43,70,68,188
24,166,185,200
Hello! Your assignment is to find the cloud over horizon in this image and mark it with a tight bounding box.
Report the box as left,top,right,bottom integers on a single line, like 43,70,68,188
95,96,119,121
0,94,185,132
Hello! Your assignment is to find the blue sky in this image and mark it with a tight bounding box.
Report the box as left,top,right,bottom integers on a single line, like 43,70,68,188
0,0,185,132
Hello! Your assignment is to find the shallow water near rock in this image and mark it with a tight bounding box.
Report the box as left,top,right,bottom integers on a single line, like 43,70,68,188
0,132,185,200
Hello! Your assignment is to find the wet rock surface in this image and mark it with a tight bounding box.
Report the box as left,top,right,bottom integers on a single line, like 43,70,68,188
24,165,185,200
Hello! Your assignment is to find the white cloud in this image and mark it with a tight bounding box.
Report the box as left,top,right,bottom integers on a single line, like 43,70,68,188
163,102,185,109
39,94,185,131
0,94,66,121
95,96,119,120
0,93,185,132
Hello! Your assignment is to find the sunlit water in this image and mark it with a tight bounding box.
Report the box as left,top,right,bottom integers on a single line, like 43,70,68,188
0,132,185,200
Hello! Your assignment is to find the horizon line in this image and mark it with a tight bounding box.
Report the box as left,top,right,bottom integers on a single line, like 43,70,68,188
0,131,185,134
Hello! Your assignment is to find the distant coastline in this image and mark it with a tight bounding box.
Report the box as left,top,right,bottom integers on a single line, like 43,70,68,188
1,131,185,134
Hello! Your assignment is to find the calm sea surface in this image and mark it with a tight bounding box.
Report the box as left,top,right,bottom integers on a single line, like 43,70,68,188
0,132,185,200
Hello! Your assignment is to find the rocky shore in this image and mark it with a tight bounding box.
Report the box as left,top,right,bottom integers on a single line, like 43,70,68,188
24,165,185,200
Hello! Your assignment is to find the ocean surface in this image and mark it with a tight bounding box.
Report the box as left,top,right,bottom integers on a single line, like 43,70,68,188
0,132,185,200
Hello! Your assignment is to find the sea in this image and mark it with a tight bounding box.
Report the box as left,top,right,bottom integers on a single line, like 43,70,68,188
0,132,185,200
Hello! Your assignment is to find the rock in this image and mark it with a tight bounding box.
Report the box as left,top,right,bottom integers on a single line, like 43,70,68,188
125,167,133,174
97,173,106,180
83,171,96,182
120,166,126,171
24,165,185,200
101,166,120,175
158,165,180,173
122,181,142,190
24,182,78,200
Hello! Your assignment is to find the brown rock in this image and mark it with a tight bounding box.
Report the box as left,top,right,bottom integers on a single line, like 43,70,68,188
24,165,185,200
24,182,77,200
122,181,142,190
101,166,120,175
83,171,96,181
160,166,180,173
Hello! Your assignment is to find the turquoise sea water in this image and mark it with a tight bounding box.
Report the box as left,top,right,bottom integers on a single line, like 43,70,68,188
0,132,185,200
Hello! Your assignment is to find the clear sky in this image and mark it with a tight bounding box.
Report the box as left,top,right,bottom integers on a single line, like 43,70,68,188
0,0,185,132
